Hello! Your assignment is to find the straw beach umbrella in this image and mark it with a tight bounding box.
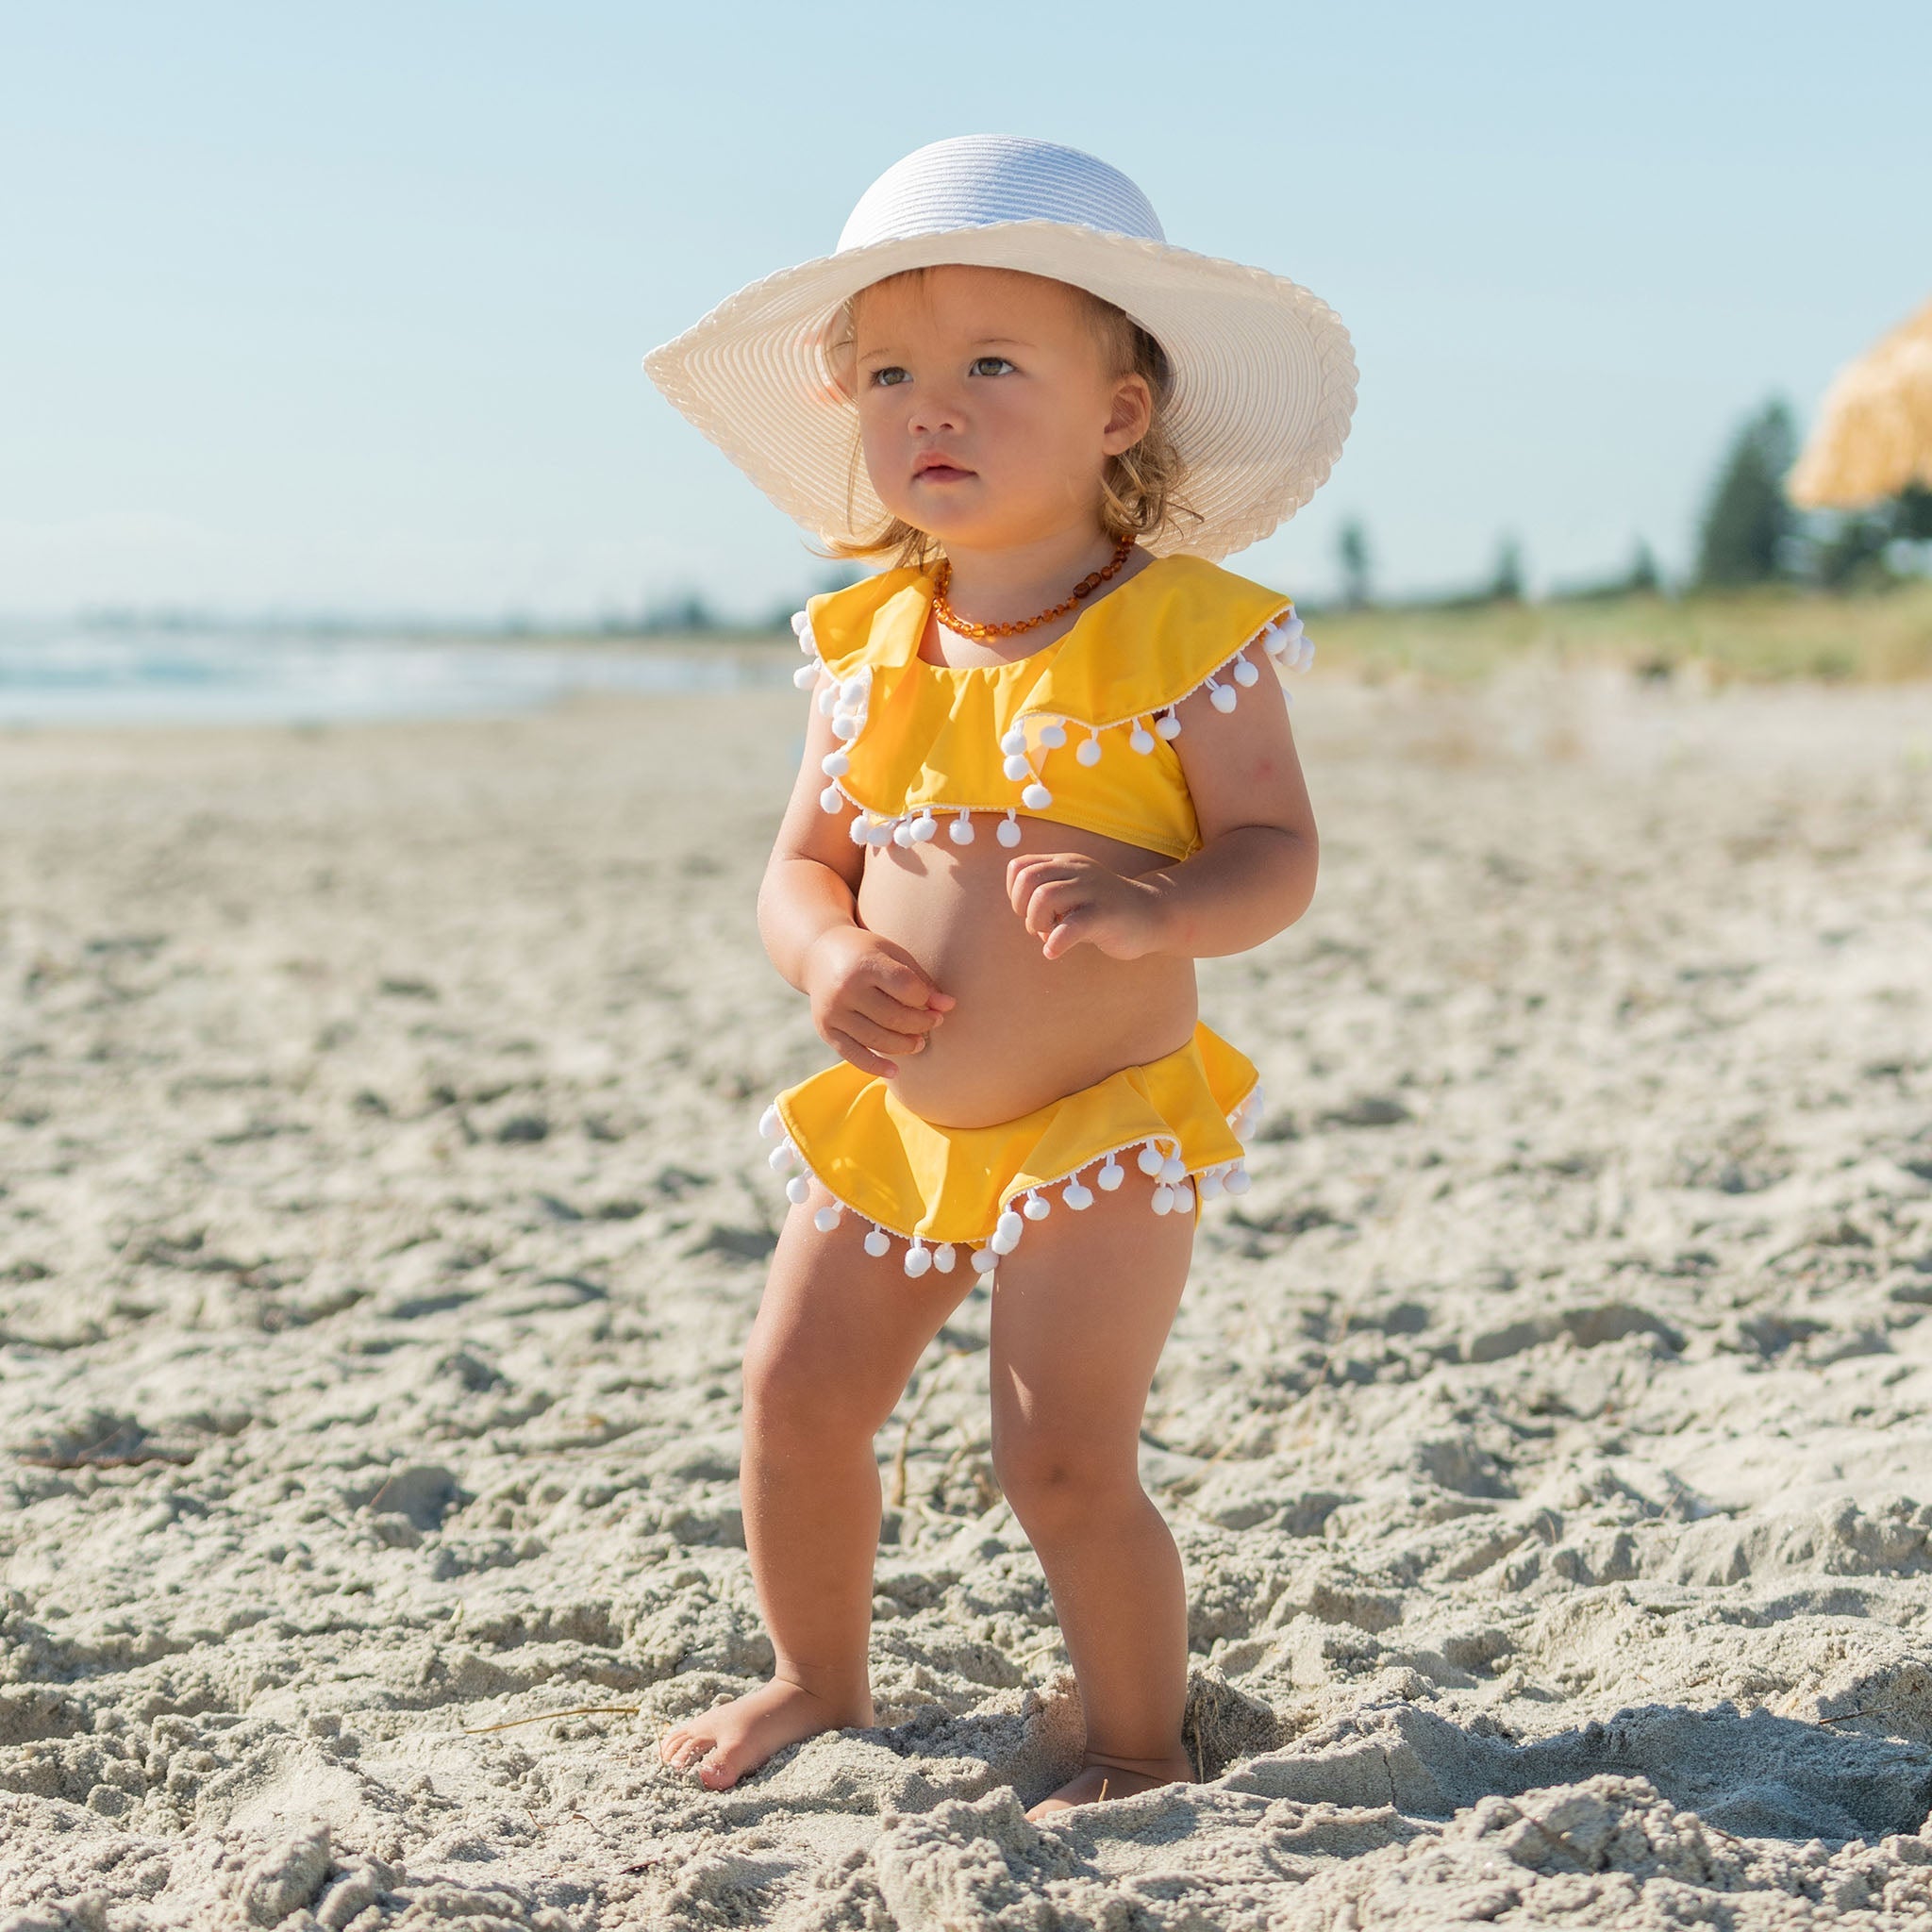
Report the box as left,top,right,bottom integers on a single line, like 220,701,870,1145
1788,295,1932,509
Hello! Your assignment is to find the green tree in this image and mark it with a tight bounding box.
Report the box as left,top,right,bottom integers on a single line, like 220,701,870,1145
1488,534,1525,602
1336,519,1373,608
1625,540,1661,593
1896,483,1932,542
1814,512,1892,590
1696,399,1797,586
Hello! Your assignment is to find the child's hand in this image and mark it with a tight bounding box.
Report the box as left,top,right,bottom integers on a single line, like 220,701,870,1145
1006,854,1167,961
803,926,955,1077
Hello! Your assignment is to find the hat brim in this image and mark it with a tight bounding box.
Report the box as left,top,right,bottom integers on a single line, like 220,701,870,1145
643,221,1357,562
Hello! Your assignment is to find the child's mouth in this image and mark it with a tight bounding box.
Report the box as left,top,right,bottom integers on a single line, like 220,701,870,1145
914,464,974,485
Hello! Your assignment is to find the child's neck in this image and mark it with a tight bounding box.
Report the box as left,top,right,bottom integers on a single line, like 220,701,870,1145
937,526,1130,630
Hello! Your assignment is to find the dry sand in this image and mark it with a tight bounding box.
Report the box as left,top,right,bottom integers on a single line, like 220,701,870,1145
2,660,1930,1929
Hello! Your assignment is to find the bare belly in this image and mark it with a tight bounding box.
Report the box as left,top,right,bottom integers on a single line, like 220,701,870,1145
855,817,1198,1128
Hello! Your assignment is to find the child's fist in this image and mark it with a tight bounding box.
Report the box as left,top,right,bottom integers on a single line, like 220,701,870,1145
1006,853,1167,961
803,926,955,1076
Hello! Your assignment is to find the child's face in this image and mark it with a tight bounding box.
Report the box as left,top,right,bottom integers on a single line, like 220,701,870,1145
849,266,1151,554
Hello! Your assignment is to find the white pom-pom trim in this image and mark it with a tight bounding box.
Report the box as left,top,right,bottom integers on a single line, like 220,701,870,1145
831,606,1304,841
762,1082,1267,1266
991,606,1305,773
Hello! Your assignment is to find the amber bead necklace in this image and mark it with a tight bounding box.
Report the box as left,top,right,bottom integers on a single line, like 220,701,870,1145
930,535,1135,641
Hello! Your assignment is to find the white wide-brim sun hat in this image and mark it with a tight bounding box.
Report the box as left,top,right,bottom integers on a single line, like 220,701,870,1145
644,135,1357,562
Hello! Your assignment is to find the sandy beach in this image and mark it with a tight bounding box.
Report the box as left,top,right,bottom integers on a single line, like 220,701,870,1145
2,659,1930,1929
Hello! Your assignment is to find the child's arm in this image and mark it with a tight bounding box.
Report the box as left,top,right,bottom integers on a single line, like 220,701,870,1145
758,689,955,1075
1005,671,1317,961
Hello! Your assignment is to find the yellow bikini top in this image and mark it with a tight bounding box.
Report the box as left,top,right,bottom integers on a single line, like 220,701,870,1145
790,554,1313,861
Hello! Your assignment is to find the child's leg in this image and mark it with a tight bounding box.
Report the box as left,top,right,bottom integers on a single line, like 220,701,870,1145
985,1190,1196,1818
658,1185,972,1789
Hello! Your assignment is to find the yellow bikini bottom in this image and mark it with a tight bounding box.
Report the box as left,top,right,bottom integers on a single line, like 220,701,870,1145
758,1022,1262,1281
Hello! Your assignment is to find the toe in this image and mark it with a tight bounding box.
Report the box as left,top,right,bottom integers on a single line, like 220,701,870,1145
696,1747,743,1790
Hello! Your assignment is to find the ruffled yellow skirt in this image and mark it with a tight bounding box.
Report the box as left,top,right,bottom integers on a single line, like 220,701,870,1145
758,1022,1262,1280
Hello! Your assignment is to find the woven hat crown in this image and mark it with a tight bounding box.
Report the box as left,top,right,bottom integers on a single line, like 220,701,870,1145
838,136,1166,253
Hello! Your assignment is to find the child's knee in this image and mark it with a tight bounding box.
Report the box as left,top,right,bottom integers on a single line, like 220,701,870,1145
991,1431,1140,1531
741,1336,877,1449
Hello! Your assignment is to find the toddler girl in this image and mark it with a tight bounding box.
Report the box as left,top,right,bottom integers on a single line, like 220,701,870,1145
644,135,1354,1819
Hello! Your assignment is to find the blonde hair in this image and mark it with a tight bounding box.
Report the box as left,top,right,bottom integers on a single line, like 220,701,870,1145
820,269,1198,572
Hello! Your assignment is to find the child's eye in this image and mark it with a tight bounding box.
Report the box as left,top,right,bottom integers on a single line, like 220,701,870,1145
868,365,909,388
970,356,1016,377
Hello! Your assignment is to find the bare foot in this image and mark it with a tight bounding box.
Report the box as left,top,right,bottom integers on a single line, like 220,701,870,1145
1024,1750,1193,1822
657,1678,870,1791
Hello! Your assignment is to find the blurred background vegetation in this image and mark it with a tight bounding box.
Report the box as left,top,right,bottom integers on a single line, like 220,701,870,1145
611,395,1932,683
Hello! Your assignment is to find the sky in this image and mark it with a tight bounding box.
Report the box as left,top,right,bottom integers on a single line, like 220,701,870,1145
4,1,1928,624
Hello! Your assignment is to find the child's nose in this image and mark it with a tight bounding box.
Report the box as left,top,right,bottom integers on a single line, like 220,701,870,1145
908,386,965,436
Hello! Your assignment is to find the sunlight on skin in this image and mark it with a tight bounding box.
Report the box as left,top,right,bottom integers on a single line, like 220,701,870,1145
849,265,1152,634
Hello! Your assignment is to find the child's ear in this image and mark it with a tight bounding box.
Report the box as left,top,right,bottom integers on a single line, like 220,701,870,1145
1102,373,1154,455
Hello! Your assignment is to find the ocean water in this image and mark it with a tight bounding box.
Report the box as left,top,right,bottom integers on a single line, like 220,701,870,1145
0,624,788,727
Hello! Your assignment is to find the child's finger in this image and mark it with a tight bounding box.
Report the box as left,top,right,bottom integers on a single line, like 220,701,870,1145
856,982,945,1034
1006,851,1078,890
837,1010,929,1059
1041,908,1096,960
873,953,954,1013
1006,857,1071,920
825,1027,899,1078
1023,879,1086,943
